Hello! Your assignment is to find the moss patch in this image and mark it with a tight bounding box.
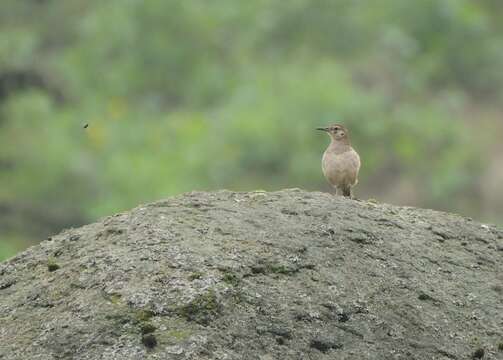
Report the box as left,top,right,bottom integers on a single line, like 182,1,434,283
166,329,192,341
269,264,296,274
134,309,154,322
141,323,157,335
178,290,221,325
188,271,203,281
418,292,435,302
471,348,484,359
103,292,122,305
251,262,298,276
220,270,240,286
47,258,60,272
110,294,122,305
142,334,157,349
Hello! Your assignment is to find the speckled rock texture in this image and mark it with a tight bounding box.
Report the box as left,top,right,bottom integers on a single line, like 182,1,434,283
0,189,502,360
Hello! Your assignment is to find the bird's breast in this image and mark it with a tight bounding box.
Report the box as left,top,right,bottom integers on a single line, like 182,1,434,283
321,148,360,186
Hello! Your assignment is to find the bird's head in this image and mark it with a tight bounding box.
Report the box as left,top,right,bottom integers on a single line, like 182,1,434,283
317,124,349,142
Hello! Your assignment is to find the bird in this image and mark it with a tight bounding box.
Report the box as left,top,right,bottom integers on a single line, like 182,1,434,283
317,124,361,198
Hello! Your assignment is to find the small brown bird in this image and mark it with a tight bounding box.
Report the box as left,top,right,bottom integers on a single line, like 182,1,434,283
317,124,361,198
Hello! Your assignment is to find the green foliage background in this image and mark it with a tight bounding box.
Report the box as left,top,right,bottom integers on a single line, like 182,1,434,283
1,0,503,260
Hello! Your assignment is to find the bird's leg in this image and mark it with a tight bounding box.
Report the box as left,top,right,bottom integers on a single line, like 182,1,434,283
335,187,342,196
348,187,362,201
341,186,351,197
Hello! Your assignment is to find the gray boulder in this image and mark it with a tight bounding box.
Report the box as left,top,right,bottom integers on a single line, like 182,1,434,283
0,189,502,359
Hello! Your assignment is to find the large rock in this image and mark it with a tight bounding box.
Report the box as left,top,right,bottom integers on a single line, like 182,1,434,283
0,189,502,359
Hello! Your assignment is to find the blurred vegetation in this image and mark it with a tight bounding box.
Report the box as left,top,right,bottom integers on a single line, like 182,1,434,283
1,0,503,260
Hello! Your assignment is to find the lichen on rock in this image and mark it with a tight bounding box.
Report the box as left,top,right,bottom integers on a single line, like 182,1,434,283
0,189,502,359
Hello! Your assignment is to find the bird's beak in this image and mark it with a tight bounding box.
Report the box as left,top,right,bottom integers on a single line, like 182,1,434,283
316,127,329,132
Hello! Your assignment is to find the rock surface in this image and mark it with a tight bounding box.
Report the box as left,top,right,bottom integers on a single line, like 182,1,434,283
0,189,502,360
